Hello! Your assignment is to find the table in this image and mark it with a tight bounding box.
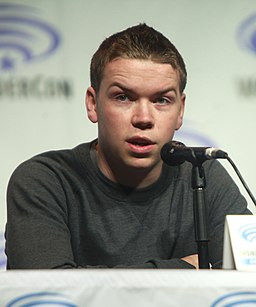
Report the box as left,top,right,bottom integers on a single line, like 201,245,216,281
1,269,256,306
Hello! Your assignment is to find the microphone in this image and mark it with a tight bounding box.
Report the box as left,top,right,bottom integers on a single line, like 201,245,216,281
160,140,228,166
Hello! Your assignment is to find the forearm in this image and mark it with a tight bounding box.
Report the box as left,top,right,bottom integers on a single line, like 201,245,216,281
52,259,196,269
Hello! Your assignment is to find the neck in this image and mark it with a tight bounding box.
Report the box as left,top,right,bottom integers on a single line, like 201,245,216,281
95,145,162,188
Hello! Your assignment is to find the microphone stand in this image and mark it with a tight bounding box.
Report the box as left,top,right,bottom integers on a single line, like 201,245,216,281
191,162,210,269
161,140,256,268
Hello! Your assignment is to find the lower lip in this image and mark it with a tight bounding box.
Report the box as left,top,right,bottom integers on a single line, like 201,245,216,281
128,143,155,154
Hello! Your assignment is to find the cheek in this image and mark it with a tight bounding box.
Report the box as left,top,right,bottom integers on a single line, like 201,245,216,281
156,115,182,141
98,109,128,134
101,106,130,126
169,107,184,130
176,111,184,129
161,112,181,129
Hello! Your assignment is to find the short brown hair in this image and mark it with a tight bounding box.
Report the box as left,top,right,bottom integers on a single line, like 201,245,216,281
90,23,187,93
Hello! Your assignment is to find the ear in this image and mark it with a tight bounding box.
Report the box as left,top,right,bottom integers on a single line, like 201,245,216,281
175,93,186,130
86,86,98,123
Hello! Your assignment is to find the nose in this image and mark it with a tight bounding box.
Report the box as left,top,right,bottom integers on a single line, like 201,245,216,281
131,100,154,130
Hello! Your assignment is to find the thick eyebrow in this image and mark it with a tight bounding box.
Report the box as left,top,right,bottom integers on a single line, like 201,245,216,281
154,87,178,97
108,82,178,96
108,82,134,94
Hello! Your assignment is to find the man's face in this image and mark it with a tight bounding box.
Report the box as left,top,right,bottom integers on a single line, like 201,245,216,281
86,58,185,182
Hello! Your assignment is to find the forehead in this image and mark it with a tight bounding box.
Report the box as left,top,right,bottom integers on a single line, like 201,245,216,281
101,58,181,90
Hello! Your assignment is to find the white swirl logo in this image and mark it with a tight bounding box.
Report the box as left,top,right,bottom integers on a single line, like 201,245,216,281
211,291,256,306
0,3,61,71
6,292,77,307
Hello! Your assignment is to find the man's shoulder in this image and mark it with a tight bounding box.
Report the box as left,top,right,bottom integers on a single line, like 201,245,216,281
11,141,93,179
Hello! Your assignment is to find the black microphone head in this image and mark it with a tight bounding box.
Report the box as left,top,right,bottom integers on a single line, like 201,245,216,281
161,140,186,166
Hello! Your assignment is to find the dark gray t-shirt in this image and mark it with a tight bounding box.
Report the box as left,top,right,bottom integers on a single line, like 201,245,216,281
5,140,250,269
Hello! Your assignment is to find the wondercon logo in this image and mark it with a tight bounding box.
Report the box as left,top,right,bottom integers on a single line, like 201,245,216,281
6,292,77,307
239,223,256,243
0,3,61,71
211,291,256,306
237,13,256,54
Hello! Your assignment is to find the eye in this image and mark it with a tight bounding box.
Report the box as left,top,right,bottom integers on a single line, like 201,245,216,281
154,97,173,105
115,94,131,103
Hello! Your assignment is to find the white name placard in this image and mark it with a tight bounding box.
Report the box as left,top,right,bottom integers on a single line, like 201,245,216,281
223,215,256,270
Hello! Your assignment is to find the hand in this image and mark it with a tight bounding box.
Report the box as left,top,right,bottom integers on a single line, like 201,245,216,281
181,254,199,269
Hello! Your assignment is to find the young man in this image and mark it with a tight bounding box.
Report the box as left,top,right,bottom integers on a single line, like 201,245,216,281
5,24,250,269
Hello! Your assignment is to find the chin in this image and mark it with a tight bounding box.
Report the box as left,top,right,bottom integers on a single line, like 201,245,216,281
127,157,159,170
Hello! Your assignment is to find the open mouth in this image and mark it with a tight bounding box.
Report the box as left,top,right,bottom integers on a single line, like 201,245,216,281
128,137,154,146
127,137,155,154
131,141,151,147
